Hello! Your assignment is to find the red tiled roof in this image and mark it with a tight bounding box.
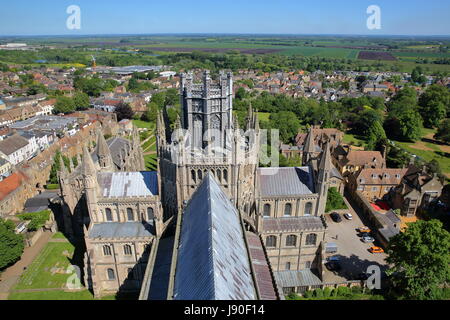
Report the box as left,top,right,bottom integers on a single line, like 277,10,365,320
0,172,26,201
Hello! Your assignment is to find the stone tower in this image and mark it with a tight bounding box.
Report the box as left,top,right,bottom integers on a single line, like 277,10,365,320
180,70,233,151
302,127,316,166
81,145,99,222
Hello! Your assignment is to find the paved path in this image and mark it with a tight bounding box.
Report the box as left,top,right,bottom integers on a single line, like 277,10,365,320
0,231,53,300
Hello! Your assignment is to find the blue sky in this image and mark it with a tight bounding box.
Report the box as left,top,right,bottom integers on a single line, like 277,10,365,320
0,0,449,36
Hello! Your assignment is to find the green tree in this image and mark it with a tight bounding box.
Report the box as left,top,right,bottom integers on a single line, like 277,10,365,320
0,219,24,270
114,102,135,122
386,220,450,300
144,102,159,123
434,119,450,143
366,120,387,151
325,187,347,212
418,85,449,128
54,96,76,114
73,91,90,111
269,111,300,143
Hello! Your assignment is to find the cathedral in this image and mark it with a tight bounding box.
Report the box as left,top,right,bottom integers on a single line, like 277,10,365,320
60,71,335,299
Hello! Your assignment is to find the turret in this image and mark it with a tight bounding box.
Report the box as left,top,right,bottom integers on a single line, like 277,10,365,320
316,142,332,216
81,146,99,222
302,127,316,166
96,129,114,171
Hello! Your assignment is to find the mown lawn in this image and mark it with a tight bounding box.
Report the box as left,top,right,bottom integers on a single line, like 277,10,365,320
9,290,116,300
343,133,366,147
13,242,78,290
144,154,158,171
132,120,155,129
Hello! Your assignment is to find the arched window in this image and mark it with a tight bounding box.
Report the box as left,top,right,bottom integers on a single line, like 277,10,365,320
263,204,271,217
306,233,317,246
286,235,297,247
266,235,277,248
244,204,248,214
123,244,132,255
147,207,154,220
103,245,112,256
285,262,291,271
127,208,134,221
304,202,313,216
305,261,311,269
223,169,228,183
191,170,196,183
105,208,113,222
217,169,222,182
107,268,115,280
198,170,202,180
284,203,292,216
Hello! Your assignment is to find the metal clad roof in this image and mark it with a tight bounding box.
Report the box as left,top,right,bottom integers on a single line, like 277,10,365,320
263,216,325,233
245,232,278,300
97,171,158,198
88,222,154,239
274,270,322,288
258,167,314,197
174,174,256,300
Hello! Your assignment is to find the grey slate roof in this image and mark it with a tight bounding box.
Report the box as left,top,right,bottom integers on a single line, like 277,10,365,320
97,171,158,198
263,216,325,233
107,137,132,168
258,167,314,197
274,269,322,287
88,222,154,239
173,173,256,300
0,134,29,155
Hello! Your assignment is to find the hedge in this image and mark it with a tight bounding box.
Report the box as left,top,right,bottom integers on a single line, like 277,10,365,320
18,210,50,231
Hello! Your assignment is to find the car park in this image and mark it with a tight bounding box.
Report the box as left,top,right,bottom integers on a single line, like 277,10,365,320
330,213,342,223
344,213,353,220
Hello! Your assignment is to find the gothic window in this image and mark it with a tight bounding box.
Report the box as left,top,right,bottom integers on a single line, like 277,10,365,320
244,204,248,214
304,202,313,216
107,268,115,280
217,169,222,182
191,170,196,183
305,261,312,269
147,207,154,220
263,204,271,217
284,203,292,216
211,114,221,130
127,208,134,221
285,262,291,270
123,244,132,256
105,208,113,222
306,233,317,246
223,169,228,183
103,245,112,256
286,235,297,247
198,170,203,181
266,236,277,248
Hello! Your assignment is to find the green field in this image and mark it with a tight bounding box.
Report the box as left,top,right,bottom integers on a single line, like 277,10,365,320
132,120,155,129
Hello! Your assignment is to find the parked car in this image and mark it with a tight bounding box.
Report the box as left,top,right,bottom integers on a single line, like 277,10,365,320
369,246,384,254
358,226,371,233
327,255,340,262
362,235,375,243
15,222,28,234
330,213,342,223
357,272,370,280
325,261,341,271
325,242,338,254
344,213,353,220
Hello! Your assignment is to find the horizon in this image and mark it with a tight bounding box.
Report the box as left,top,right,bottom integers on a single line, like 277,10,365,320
1,0,449,37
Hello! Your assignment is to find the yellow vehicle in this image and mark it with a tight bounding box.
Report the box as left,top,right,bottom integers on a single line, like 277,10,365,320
358,227,371,233
369,246,384,254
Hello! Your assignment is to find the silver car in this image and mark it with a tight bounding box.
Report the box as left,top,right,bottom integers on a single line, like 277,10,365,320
362,235,375,243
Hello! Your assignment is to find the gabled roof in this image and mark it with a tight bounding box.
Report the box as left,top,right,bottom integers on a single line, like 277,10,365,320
97,171,158,198
0,134,29,155
173,174,256,300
